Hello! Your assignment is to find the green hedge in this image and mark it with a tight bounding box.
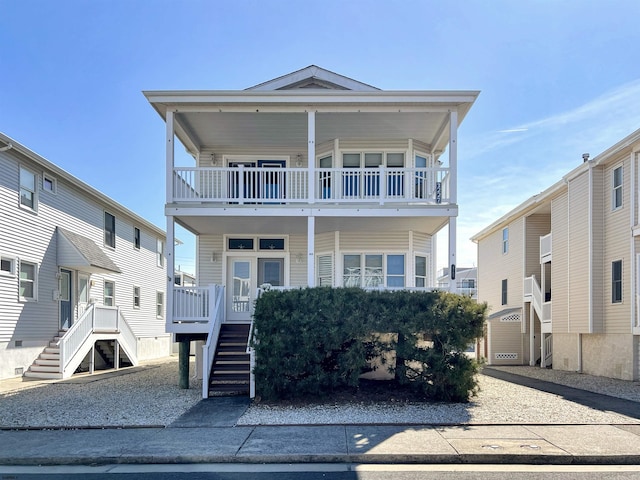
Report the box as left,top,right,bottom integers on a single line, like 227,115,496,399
252,287,486,402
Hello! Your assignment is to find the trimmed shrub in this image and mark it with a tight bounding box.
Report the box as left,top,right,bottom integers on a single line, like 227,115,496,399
252,287,486,402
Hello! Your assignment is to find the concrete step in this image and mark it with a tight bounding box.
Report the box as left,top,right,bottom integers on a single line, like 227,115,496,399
40,353,60,360
24,370,62,380
28,365,60,373
35,359,60,367
44,347,60,354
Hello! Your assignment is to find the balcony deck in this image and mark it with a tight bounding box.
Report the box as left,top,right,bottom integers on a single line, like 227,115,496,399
172,166,450,206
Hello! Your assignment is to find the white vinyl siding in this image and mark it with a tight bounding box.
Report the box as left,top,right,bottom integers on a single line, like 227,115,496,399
567,171,590,333
551,191,569,333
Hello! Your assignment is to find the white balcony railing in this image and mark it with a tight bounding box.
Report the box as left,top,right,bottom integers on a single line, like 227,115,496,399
173,285,223,324
524,275,551,324
172,166,450,205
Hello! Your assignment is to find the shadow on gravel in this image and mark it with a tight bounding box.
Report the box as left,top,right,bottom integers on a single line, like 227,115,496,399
169,397,251,428
482,367,640,420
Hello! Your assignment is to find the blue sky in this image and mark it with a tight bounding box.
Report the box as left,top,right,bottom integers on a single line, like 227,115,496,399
2,0,640,274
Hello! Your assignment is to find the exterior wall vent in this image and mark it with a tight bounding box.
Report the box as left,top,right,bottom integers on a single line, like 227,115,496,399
14,340,22,347
495,353,518,360
500,313,521,322
15,367,24,376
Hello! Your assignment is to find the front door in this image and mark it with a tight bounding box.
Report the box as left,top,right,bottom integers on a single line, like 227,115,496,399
227,258,255,322
59,269,73,329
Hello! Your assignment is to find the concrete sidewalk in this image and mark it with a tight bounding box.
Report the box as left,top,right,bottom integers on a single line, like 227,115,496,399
1,423,640,465
1,368,640,466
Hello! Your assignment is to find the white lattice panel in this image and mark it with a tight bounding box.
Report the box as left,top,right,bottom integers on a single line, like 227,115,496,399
494,353,518,360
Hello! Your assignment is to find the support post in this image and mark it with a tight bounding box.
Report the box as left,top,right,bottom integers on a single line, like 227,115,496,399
308,111,316,203
307,216,315,286
114,340,120,370
179,339,190,389
529,303,535,366
448,218,457,293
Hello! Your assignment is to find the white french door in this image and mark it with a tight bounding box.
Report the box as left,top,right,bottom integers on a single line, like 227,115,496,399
227,257,255,322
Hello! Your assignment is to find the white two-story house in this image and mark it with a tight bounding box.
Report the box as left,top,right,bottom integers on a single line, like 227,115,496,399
144,66,479,396
0,133,169,380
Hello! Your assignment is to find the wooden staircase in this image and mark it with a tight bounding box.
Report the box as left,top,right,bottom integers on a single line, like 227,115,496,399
208,324,251,396
24,330,67,379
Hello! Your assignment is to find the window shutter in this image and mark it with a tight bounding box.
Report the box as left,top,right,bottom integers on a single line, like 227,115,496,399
317,254,333,287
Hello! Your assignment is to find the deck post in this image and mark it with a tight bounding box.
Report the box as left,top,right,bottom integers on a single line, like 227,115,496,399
307,216,315,286
178,339,190,389
308,111,316,203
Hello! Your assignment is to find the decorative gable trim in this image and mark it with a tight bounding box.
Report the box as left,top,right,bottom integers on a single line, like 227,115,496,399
246,65,380,92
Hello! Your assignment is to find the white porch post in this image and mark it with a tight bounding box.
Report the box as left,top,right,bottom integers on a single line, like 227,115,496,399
448,110,458,293
308,111,316,203
529,303,535,366
165,110,175,328
307,216,315,286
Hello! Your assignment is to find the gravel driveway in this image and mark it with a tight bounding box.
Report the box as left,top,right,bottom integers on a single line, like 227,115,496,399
1,357,638,429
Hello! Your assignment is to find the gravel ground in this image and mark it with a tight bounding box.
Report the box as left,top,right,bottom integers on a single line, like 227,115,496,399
1,357,639,428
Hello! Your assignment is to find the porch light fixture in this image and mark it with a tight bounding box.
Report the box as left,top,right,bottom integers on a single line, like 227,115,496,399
295,253,304,264
210,252,218,263
210,153,217,166
296,154,302,167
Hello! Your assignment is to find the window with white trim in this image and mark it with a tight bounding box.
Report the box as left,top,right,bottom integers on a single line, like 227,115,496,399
19,261,37,300
104,212,116,248
415,256,427,288
342,253,405,288
42,174,57,194
612,166,623,210
156,291,164,318
133,286,141,309
104,280,115,306
134,227,141,250
612,260,622,303
317,254,333,286
19,167,37,210
501,279,508,305
156,239,164,267
502,227,509,254
1,256,15,276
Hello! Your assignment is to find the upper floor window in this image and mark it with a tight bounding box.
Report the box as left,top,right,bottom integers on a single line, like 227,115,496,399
156,239,164,267
502,227,509,254
156,291,164,318
20,167,37,210
104,212,116,248
612,260,622,303
19,261,37,301
134,227,141,250
42,174,57,194
104,280,115,306
1,256,15,276
501,279,508,305
133,286,141,309
612,166,623,210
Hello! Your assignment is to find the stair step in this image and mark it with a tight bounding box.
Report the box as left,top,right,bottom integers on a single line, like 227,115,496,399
44,347,60,354
35,359,60,367
41,353,60,360
24,371,62,380
211,373,250,382
28,365,60,373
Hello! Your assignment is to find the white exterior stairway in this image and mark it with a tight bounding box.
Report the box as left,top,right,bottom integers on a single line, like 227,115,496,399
23,304,138,380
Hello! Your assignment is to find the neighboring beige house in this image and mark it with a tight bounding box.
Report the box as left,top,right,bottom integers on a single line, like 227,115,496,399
144,65,479,397
0,133,169,380
472,128,640,381
437,266,477,298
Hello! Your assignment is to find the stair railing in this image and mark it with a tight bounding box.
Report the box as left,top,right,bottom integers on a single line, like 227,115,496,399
116,307,138,365
202,285,225,398
58,303,96,377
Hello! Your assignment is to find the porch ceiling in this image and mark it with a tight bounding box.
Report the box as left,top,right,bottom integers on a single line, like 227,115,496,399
175,215,449,237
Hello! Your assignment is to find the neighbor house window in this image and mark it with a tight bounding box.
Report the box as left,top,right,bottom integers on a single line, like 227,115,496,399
156,291,164,318
104,281,115,306
415,256,427,288
612,166,623,210
133,286,141,309
19,167,37,210
42,174,56,193
502,227,509,254
1,256,15,276
104,212,116,248
156,239,164,267
501,279,508,305
612,260,622,303
134,227,141,250
19,261,37,300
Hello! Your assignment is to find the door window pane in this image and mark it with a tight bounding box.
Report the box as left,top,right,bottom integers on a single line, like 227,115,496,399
59,271,70,301
79,275,89,303
232,261,251,312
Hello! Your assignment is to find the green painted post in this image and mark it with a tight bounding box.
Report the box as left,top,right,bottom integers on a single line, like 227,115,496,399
179,339,190,389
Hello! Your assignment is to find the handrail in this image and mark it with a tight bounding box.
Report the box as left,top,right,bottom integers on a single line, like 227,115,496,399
202,285,225,398
58,303,96,377
174,286,210,323
116,307,138,365
524,275,551,323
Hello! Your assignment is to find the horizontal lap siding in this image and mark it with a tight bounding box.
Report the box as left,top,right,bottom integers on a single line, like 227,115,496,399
198,235,224,286
591,168,604,333
603,155,630,334
567,172,590,333
0,152,166,343
551,192,569,333
525,214,550,278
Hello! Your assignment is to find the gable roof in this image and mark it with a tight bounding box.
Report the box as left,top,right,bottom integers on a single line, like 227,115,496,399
246,65,380,91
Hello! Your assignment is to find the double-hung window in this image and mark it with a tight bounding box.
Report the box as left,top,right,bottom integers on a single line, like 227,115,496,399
501,279,508,305
104,212,116,248
156,239,164,267
415,256,427,288
502,227,509,254
134,227,141,250
133,286,141,309
19,261,37,301
612,166,623,210
612,260,622,303
156,291,164,318
20,167,37,210
104,280,115,306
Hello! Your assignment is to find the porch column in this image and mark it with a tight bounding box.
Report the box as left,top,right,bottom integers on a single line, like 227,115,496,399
178,339,190,389
307,216,315,286
448,218,457,293
308,111,316,203
448,110,458,294
529,303,535,366
165,110,175,329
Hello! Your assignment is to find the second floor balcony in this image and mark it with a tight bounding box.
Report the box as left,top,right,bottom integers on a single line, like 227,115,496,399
171,165,450,206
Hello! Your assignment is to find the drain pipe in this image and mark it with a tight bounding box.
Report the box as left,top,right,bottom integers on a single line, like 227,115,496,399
0,142,13,152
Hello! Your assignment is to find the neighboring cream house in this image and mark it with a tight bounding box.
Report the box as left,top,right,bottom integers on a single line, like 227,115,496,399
472,128,640,381
0,133,169,380
144,65,479,397
437,266,477,298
